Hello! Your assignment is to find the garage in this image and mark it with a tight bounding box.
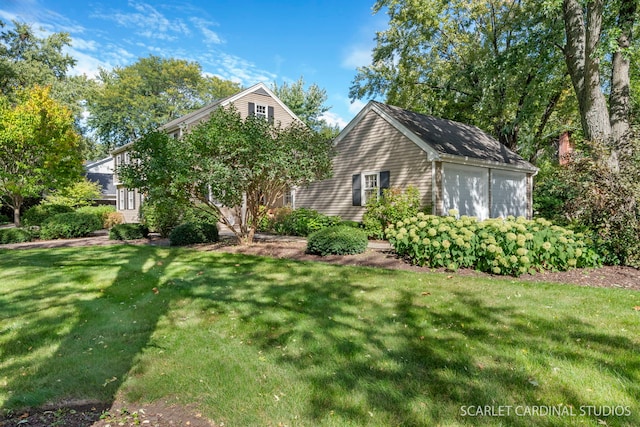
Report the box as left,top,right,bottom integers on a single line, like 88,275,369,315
442,163,489,220
491,169,528,218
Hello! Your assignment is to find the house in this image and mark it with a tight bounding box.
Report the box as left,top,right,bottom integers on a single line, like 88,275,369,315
84,156,116,205
111,82,302,223
295,101,538,222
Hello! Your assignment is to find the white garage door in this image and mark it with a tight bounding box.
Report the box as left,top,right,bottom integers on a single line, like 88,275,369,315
491,170,528,218
442,163,489,220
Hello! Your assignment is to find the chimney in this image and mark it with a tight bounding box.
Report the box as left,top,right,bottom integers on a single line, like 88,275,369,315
558,132,572,166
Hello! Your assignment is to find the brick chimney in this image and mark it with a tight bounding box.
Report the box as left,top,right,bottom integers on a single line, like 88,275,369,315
558,132,572,166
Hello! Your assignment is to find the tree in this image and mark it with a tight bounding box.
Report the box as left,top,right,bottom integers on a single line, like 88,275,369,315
0,86,83,225
87,55,242,150
560,0,638,171
271,77,338,136
118,106,334,244
350,0,574,156
43,179,102,208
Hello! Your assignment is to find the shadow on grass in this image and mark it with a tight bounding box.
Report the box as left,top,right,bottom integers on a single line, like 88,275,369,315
1,247,638,426
0,245,179,411
175,256,640,426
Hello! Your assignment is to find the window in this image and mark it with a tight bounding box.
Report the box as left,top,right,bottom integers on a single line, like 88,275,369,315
255,104,267,119
352,171,390,206
118,189,125,210
127,189,135,210
363,173,379,204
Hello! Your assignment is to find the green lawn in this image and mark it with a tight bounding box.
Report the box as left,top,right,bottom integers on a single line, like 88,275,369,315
0,245,638,426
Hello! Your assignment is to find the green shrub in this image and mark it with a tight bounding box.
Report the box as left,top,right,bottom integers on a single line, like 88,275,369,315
306,225,369,256
76,205,117,228
386,213,601,276
169,222,219,246
109,223,150,240
39,212,103,240
140,199,218,238
268,207,342,236
0,228,33,244
43,179,102,208
0,213,10,224
362,186,421,239
22,204,73,226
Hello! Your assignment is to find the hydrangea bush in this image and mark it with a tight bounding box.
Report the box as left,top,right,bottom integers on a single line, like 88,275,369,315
386,212,600,276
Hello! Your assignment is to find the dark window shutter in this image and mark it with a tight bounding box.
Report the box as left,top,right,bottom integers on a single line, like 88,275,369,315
380,171,390,192
352,174,361,206
248,102,255,116
268,106,274,123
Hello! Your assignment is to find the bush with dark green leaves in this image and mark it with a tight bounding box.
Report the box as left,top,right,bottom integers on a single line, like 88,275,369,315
109,223,150,240
0,213,10,224
39,212,103,240
267,207,342,236
306,225,369,256
76,205,117,228
169,222,219,246
22,204,74,226
0,228,33,244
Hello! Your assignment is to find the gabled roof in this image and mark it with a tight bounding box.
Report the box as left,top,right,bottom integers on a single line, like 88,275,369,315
113,82,302,154
338,101,537,172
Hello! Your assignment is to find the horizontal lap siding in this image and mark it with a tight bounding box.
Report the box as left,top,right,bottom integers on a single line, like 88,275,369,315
229,94,297,127
296,110,432,222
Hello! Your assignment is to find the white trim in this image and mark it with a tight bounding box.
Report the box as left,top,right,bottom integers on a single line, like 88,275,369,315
361,171,380,206
255,103,267,119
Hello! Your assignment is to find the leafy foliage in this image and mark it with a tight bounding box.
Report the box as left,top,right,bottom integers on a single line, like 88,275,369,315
87,55,242,149
0,85,83,225
351,0,572,154
75,205,118,229
362,186,421,239
39,212,103,240
109,223,150,240
169,222,219,246
43,179,102,208
306,225,369,256
0,227,32,244
119,106,334,244
263,207,342,237
22,204,74,227
271,76,339,137
386,213,600,276
559,141,640,267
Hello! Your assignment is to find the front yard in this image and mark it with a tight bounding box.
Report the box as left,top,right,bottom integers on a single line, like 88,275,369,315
1,244,639,426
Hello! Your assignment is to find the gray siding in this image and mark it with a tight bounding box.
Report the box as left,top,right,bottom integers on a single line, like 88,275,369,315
296,110,433,222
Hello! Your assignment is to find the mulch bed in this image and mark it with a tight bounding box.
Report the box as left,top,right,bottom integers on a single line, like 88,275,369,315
1,233,639,426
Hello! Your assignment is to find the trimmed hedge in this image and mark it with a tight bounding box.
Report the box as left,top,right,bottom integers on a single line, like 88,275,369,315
306,225,369,256
109,223,149,240
386,213,601,276
0,228,33,244
39,212,103,240
22,204,73,226
169,222,219,246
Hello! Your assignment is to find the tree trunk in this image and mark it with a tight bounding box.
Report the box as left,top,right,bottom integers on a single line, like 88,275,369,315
14,206,20,227
561,0,636,172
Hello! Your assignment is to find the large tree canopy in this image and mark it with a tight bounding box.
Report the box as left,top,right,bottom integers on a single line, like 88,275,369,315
350,0,574,156
0,85,83,225
87,55,242,150
118,106,334,244
271,76,339,136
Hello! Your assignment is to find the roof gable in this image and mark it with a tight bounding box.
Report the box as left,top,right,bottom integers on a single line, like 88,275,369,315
338,101,536,172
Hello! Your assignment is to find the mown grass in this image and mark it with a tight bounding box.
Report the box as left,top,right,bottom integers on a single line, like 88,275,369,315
0,245,638,426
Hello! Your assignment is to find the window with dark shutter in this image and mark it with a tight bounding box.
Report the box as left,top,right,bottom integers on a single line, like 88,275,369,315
380,171,390,195
248,102,255,116
268,106,274,124
352,174,361,206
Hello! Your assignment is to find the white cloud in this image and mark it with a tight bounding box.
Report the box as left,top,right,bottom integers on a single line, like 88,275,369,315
342,45,373,69
321,111,348,130
348,98,367,116
199,51,277,86
190,17,223,45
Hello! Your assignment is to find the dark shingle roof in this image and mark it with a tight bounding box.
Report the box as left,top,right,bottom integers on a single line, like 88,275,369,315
86,172,115,196
372,101,534,170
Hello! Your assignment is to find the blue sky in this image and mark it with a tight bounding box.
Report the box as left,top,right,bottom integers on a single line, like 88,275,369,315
0,0,387,128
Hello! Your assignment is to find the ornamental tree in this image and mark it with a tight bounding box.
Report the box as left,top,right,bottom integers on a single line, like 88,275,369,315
118,105,334,244
0,85,83,225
